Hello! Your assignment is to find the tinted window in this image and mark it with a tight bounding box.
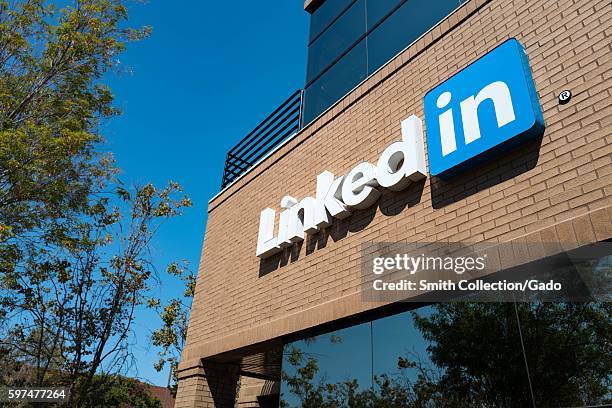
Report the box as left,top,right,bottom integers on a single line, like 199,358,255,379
280,322,372,407
373,305,535,406
371,307,433,379
367,0,462,73
307,0,366,82
365,0,403,29
303,39,367,124
280,300,611,406
520,255,612,407
310,0,356,42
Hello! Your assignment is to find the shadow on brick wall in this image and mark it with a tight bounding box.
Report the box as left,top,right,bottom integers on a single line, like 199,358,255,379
201,360,240,407
430,135,544,209
258,178,426,277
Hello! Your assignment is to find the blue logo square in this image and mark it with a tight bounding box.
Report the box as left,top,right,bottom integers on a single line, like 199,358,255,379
424,38,545,177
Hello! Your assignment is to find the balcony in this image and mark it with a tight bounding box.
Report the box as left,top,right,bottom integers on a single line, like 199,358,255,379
221,90,304,189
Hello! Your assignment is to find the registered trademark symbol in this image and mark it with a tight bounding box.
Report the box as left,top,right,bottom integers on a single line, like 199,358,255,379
558,90,572,105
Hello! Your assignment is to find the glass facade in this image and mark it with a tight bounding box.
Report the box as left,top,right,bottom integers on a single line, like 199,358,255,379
309,0,357,42
307,0,366,81
303,39,368,125
281,302,612,407
280,254,612,407
303,0,468,125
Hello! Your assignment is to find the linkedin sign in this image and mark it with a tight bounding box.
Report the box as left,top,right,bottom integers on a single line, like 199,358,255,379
424,38,545,176
256,38,545,258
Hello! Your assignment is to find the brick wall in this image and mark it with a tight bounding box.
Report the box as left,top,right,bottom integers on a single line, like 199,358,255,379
177,0,611,404
175,363,240,408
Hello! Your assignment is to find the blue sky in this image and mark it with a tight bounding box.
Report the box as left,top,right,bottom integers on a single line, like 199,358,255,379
103,1,309,385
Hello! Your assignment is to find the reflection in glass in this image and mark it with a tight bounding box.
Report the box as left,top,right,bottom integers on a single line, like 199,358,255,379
309,0,356,42
518,301,612,407
307,0,366,82
366,0,462,73
403,304,534,406
281,301,611,407
302,39,367,124
365,0,403,30
372,306,436,389
303,0,466,127
280,322,372,407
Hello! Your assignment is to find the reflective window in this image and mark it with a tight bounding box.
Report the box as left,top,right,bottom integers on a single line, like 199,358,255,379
309,0,356,42
303,39,367,124
303,0,465,127
519,301,612,407
373,304,534,406
280,322,372,407
307,0,366,82
281,301,611,406
367,0,462,73
519,255,612,407
365,0,403,29
371,307,434,381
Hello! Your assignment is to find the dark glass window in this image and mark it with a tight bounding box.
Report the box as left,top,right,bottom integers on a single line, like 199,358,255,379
279,304,533,407
373,305,535,406
309,0,356,42
303,39,367,124
365,0,403,29
281,301,611,406
303,0,464,127
280,321,372,407
280,250,611,407
307,0,366,83
371,306,434,379
367,0,462,73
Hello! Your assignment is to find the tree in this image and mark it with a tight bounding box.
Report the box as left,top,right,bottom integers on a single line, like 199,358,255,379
1,182,191,405
0,0,149,248
148,260,195,391
79,374,162,408
0,1,193,406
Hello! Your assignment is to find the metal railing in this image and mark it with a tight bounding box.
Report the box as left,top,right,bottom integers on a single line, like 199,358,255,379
221,90,304,188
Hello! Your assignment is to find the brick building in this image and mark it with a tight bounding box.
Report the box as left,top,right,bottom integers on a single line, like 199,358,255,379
176,0,612,406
